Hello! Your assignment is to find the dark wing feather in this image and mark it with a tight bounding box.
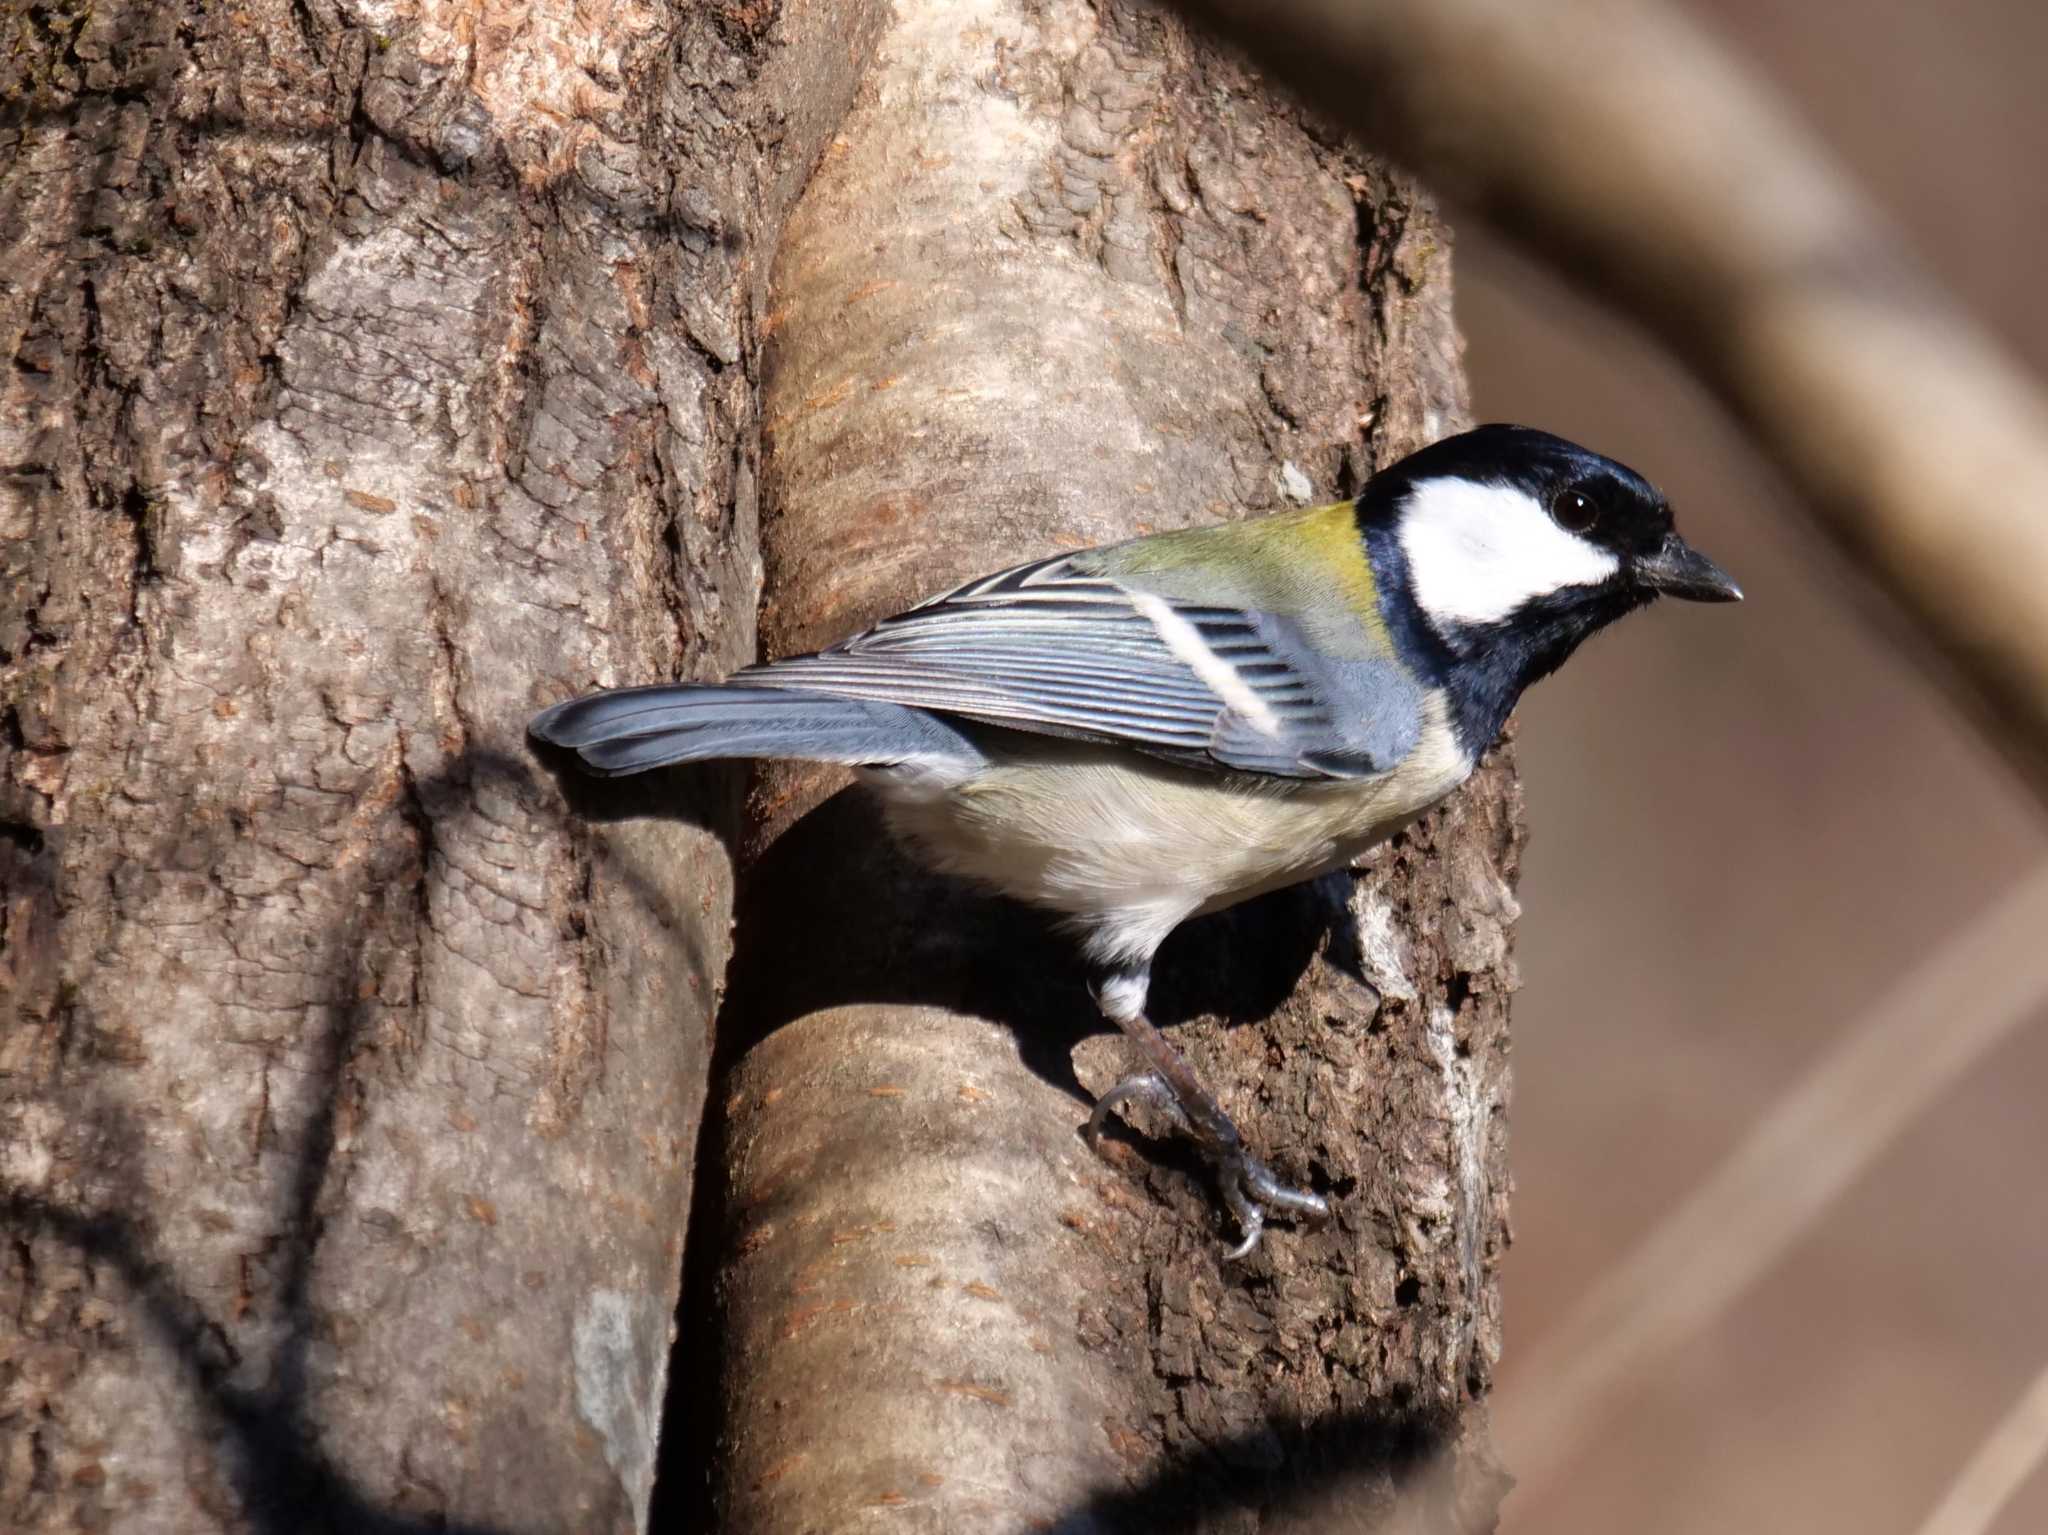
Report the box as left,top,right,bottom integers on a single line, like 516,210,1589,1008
739,552,1404,779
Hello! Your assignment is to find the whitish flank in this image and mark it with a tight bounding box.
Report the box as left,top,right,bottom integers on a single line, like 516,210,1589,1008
1128,590,1281,736
1399,477,1621,629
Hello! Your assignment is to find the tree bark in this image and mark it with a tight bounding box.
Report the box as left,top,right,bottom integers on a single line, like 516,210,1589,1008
689,3,1520,1530
0,2,877,1530
6,3,1525,1531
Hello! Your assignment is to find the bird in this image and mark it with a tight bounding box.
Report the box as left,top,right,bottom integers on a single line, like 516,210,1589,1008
531,424,1740,1257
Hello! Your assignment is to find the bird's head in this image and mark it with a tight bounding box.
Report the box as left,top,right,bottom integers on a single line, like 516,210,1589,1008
1359,424,1741,746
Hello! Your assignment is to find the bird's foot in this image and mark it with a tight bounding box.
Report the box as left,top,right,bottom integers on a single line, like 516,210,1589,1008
1085,1070,1189,1139
1215,1141,1331,1261
1084,1070,1329,1260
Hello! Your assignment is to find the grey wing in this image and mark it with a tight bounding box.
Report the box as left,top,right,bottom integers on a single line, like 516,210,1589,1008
737,552,1422,780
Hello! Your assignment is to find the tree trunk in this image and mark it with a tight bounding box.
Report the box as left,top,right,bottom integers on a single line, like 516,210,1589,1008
6,3,1523,1532
685,3,1519,1531
0,2,877,1530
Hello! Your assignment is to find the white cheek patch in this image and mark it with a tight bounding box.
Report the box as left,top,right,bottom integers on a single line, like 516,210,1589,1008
1397,477,1622,629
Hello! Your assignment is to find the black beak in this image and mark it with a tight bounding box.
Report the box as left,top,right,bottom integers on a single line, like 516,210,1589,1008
1635,533,1743,603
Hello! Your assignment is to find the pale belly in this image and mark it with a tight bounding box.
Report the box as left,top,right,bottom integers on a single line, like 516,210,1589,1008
863,711,1473,967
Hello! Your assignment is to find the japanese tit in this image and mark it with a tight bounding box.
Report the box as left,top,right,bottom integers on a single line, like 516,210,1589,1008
532,425,1740,1256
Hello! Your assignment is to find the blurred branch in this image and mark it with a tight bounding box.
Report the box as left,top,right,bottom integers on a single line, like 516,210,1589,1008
1497,863,2048,1506
1168,0,2048,802
1914,1356,2048,1535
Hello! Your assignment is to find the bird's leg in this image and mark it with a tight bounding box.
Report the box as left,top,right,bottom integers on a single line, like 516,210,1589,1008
1084,967,1329,1259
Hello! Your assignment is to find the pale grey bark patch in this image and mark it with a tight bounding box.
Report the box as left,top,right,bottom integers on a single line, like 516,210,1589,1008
575,1287,672,1531
1349,879,1420,1006
1278,460,1317,504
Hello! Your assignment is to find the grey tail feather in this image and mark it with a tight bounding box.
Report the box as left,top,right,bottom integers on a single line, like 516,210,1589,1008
529,683,983,777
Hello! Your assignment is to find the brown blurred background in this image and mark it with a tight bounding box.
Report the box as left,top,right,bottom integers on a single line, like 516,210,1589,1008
1462,2,2048,1530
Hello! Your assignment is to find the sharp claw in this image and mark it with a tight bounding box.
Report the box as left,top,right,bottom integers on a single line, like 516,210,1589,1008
1087,1072,1329,1257
1218,1150,1325,1258
1232,1153,1331,1223
1219,1170,1266,1260
1085,1071,1188,1146
1083,1097,1116,1146
1223,1217,1263,1262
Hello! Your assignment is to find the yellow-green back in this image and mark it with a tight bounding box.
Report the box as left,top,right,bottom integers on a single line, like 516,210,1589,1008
1076,502,1392,659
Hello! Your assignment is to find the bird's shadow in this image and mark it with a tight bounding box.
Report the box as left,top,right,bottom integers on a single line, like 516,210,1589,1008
709,782,1346,1100
526,737,743,840
1045,1401,1479,1534
647,777,1363,1535
528,736,1353,1098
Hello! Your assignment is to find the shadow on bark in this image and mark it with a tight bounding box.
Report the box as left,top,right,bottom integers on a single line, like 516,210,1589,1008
0,1194,513,1535
525,737,741,846
1044,1402,1462,1533
648,781,1367,1532
711,784,1345,1089
0,925,510,1535
1,743,716,1534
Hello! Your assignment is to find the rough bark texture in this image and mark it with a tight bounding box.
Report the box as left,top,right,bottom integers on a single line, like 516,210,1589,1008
690,3,1519,1530
0,1,877,1529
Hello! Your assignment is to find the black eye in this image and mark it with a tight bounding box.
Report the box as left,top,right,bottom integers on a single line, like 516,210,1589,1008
1551,488,1600,533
